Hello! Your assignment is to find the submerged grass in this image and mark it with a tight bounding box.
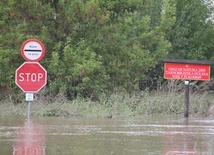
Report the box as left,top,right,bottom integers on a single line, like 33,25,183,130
1,87,214,118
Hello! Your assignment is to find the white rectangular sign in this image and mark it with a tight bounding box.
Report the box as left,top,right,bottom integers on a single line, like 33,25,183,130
26,93,34,101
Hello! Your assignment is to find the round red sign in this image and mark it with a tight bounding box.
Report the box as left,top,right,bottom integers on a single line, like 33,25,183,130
21,39,45,62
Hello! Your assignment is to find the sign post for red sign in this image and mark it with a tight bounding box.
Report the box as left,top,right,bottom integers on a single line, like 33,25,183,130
163,59,212,118
16,39,47,121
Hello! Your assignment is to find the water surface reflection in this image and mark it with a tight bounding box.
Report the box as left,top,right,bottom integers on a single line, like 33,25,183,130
13,120,45,155
0,116,213,155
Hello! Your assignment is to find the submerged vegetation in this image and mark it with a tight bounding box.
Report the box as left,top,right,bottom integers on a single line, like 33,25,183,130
1,80,214,118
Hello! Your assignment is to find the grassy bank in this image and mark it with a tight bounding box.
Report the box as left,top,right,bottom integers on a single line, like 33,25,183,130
1,88,214,118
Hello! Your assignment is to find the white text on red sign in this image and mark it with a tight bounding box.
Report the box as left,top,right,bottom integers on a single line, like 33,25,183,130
18,73,44,82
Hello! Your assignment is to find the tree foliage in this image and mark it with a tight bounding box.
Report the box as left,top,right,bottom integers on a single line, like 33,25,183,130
167,0,214,60
0,0,214,100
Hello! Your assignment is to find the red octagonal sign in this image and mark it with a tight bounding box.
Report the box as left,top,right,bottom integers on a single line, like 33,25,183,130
15,62,47,93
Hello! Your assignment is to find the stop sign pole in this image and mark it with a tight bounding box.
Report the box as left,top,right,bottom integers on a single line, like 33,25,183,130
15,39,47,121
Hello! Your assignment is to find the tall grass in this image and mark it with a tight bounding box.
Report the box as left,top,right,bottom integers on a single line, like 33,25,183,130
1,80,214,118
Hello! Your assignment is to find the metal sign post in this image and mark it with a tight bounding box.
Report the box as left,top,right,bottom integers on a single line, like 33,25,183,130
184,81,189,118
26,93,34,122
27,101,31,122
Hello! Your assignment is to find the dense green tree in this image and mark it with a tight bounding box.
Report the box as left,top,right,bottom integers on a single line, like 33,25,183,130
48,0,175,97
166,0,214,60
0,0,213,100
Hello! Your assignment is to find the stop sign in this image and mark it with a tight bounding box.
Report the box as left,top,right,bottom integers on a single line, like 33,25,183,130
15,62,47,93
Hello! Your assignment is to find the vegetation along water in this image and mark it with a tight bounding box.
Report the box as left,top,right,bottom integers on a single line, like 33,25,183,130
1,0,214,117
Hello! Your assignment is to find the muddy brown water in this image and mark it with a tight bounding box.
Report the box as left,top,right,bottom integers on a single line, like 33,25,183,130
0,115,213,155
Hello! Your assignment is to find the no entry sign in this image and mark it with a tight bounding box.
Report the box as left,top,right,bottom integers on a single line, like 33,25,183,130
15,62,47,93
21,39,45,62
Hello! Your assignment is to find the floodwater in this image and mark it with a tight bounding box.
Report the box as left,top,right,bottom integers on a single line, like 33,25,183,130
0,115,214,155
